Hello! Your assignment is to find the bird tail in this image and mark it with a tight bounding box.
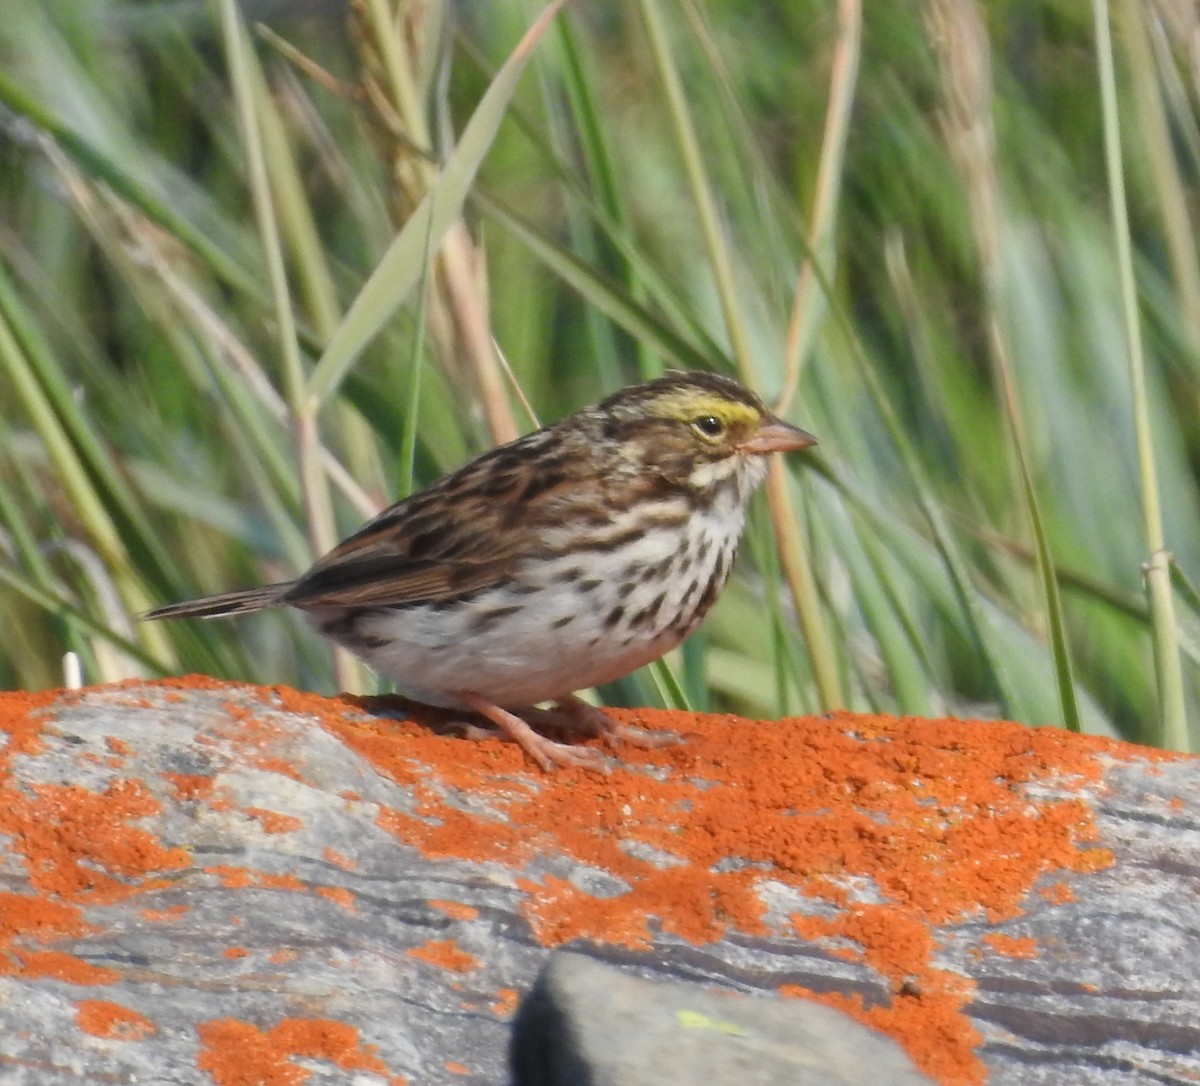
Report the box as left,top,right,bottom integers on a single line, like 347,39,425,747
142,583,292,621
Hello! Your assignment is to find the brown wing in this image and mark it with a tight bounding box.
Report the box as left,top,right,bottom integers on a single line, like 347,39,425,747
281,426,611,610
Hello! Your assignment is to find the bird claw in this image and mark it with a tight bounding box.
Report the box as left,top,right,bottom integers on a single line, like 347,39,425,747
534,740,613,773
546,695,682,751
450,691,675,772
602,722,681,750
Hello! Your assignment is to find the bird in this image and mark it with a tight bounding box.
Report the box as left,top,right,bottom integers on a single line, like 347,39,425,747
145,371,817,771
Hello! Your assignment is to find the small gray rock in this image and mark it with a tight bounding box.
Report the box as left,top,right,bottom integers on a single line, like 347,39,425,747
511,952,935,1086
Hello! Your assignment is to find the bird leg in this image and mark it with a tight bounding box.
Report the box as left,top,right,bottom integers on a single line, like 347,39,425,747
452,691,611,773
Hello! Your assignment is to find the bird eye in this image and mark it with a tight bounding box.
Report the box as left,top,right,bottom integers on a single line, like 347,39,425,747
692,415,724,438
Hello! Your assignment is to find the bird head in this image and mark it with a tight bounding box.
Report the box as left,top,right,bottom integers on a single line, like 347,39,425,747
598,371,817,496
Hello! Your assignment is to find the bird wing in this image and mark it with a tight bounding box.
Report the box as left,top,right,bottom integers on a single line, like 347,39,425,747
281,544,517,608
282,430,609,610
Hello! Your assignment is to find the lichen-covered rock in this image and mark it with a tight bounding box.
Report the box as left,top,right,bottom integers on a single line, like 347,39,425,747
0,678,1197,1085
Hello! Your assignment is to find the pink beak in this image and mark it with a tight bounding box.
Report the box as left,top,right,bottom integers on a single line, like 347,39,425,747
738,416,818,455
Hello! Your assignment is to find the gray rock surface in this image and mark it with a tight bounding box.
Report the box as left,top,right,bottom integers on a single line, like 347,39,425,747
0,679,1197,1085
511,952,935,1085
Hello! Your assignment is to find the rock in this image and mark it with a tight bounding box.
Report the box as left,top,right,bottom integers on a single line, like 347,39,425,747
0,678,1197,1085
511,951,935,1085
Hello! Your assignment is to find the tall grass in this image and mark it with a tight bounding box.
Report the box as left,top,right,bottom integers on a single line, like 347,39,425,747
1,0,1197,749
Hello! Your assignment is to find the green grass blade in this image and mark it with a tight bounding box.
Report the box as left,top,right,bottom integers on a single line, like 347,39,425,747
305,0,567,408
1094,0,1189,749
0,65,260,300
474,189,717,370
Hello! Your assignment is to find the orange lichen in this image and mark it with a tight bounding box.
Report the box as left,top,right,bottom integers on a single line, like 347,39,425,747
222,947,249,959
203,866,305,893
75,999,157,1040
376,803,523,859
209,697,307,783
2,779,190,900
244,807,304,835
163,772,216,802
11,949,119,985
322,848,355,870
197,1016,403,1086
141,904,189,923
0,689,53,757
0,893,90,946
315,886,356,911
1037,881,1076,905
203,865,253,889
405,939,479,974
983,934,1039,959
428,900,480,921
490,988,520,1019
0,688,193,987
814,986,982,1073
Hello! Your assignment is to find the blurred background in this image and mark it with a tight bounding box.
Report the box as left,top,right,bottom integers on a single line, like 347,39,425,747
1,0,1198,749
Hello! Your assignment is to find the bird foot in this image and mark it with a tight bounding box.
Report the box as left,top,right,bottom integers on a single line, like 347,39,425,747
452,691,612,773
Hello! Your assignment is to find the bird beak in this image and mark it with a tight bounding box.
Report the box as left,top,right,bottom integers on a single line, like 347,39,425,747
738,416,818,455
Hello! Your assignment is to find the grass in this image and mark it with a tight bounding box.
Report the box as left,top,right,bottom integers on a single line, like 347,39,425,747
1,0,1197,750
